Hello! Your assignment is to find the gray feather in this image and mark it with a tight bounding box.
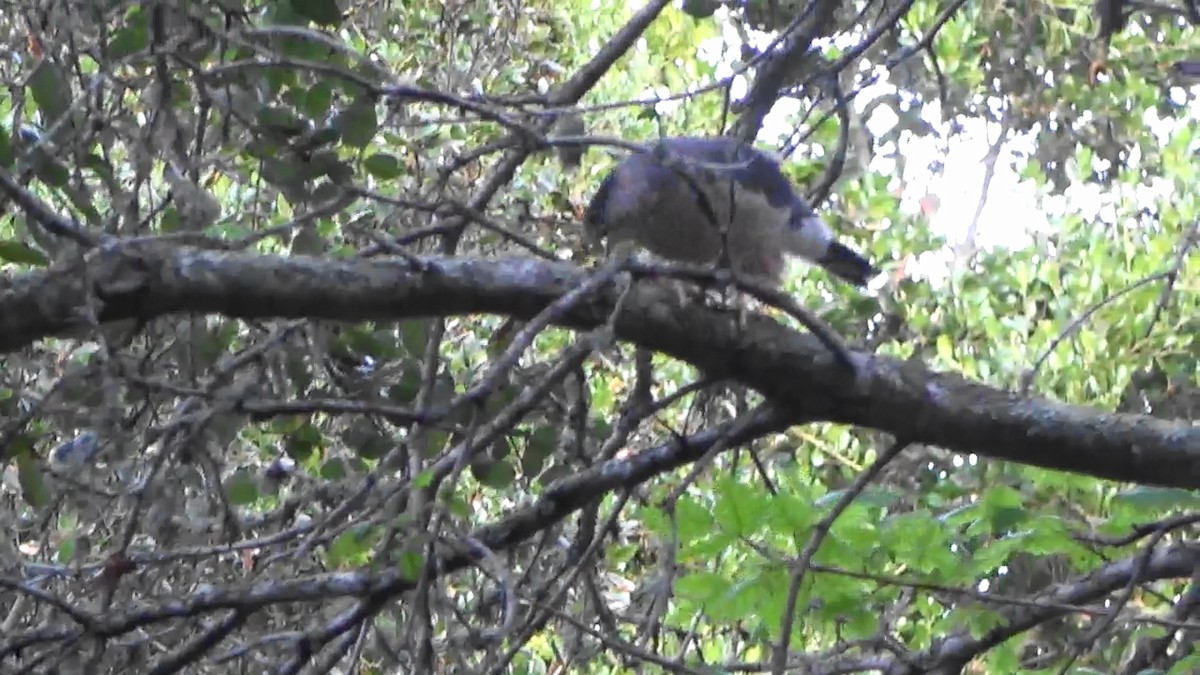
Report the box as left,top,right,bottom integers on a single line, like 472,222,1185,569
583,136,877,286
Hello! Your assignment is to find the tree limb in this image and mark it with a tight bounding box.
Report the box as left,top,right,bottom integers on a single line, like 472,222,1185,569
1,242,1197,488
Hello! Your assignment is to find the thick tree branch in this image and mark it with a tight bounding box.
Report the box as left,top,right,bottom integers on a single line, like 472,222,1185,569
732,0,841,141
1,243,1197,488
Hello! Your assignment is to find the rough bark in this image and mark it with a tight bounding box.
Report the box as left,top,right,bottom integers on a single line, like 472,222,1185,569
1,241,1197,488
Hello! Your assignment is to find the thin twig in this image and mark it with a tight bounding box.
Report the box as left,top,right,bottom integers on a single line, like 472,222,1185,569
772,438,910,675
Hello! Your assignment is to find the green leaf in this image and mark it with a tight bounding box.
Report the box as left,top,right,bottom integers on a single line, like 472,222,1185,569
56,537,77,564
332,100,378,148
0,126,14,168
320,458,346,480
342,422,391,460
980,485,1028,534
398,319,431,355
269,0,308,26
0,240,49,266
290,0,343,26
301,82,335,119
521,425,558,476
106,8,149,60
15,446,49,508
674,495,715,543
264,67,297,96
712,478,769,537
327,526,373,568
816,485,900,510
387,364,423,405
935,333,954,364
395,550,423,581
986,505,1028,534
224,469,259,506
192,321,240,366
443,491,470,519
32,159,70,187
28,60,73,126
256,105,309,138
159,207,183,232
363,153,403,179
680,0,720,19
419,429,451,458
301,151,353,182
81,152,114,183
284,422,325,463
1112,487,1200,511
675,571,728,605
473,459,516,489
294,126,341,155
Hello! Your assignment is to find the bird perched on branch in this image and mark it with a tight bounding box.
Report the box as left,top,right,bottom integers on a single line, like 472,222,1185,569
583,136,876,289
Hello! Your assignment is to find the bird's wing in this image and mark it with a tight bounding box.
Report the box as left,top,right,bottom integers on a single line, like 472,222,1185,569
583,168,617,234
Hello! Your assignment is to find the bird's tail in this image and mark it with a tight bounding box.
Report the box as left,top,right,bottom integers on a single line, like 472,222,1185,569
819,241,877,287
1175,60,1200,77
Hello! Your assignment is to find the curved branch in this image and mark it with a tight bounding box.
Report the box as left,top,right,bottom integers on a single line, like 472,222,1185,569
732,0,840,141
0,243,1197,488
897,543,1199,674
0,406,791,655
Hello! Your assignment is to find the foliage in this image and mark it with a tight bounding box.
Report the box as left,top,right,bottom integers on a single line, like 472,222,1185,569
0,0,1196,673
